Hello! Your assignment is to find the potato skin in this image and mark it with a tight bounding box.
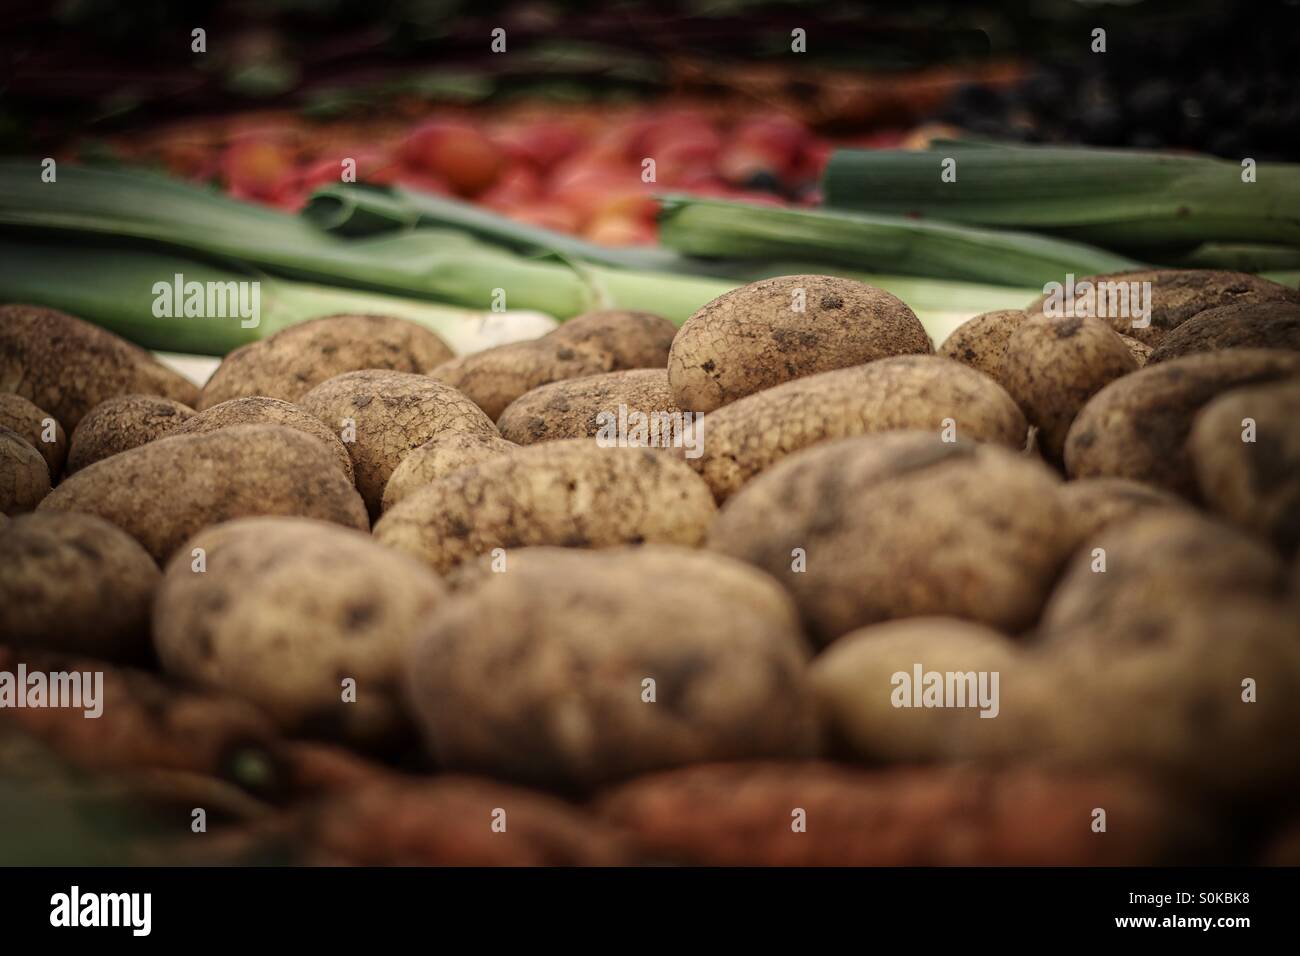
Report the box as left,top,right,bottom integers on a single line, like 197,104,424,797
1058,477,1186,553
936,309,1026,384
1039,509,1286,646
1025,269,1300,345
709,433,1071,643
300,369,500,517
38,424,368,562
174,396,354,483
1063,348,1300,496
691,355,1028,502
1190,378,1300,553
496,368,683,444
381,433,515,512
154,518,447,748
374,440,717,574
0,394,65,478
1117,333,1153,366
0,512,158,660
427,309,676,419
197,313,454,409
810,618,1052,764
0,304,198,430
403,546,818,790
669,275,932,413
1,427,50,515
999,315,1139,464
66,394,195,474
1148,302,1300,364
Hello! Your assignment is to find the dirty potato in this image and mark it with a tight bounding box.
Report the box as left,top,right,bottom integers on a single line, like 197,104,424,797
299,369,501,516
1,427,50,515
381,433,515,512
1063,348,1300,496
999,315,1139,464
66,394,195,474
1024,269,1300,345
1190,377,1300,553
936,309,1026,384
1148,302,1300,364
668,275,932,413
38,424,368,562
0,394,66,478
197,313,454,409
374,440,717,574
154,518,447,748
174,396,354,483
0,512,158,661
0,304,197,429
709,433,1072,643
496,369,684,445
1058,477,1187,553
403,546,818,790
691,355,1028,501
427,309,677,419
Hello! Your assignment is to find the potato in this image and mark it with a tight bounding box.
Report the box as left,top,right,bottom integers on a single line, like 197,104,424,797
38,424,368,562
174,396,353,483
1,427,50,515
668,275,931,413
1190,378,1300,553
403,546,818,790
0,394,65,478
0,512,158,661
154,518,447,748
381,433,515,512
0,304,197,430
1063,348,1300,496
1039,509,1287,647
1148,302,1300,364
709,433,1071,643
810,618,1054,764
691,355,1028,502
1042,598,1300,796
1058,477,1187,552
375,440,717,574
197,313,454,409
427,309,676,419
936,309,1025,384
1025,269,1300,345
299,369,501,517
496,368,684,445
999,315,1139,463
66,394,195,474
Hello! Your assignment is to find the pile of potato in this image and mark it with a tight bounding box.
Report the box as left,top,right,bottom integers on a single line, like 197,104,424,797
2,270,1299,865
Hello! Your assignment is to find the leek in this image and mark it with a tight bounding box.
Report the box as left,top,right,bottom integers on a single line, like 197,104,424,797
657,195,1139,288
823,145,1300,252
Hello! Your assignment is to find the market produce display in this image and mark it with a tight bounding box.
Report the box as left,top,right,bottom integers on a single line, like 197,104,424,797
3,0,1300,876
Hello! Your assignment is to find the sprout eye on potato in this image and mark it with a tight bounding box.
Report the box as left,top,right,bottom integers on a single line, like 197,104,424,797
153,517,448,749
428,309,677,420
402,546,818,791
668,274,932,413
197,312,455,410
